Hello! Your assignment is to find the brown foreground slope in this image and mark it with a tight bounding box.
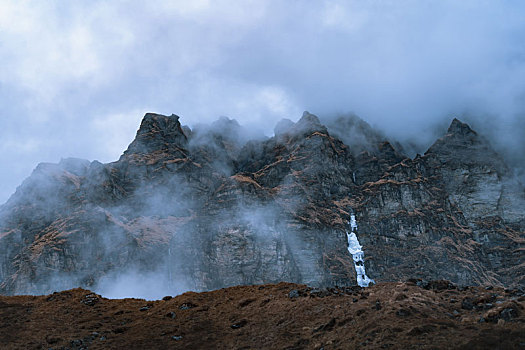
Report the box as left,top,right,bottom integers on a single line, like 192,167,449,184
1,281,524,350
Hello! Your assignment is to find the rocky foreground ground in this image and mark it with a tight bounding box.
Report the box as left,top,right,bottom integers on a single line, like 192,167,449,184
0,280,524,349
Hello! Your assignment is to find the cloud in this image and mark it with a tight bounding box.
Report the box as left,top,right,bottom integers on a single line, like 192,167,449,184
89,109,150,162
1,0,525,202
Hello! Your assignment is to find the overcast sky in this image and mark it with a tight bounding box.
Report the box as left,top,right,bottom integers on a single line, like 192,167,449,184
1,0,525,203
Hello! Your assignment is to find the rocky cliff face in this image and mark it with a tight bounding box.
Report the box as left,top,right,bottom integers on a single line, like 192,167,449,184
0,112,523,296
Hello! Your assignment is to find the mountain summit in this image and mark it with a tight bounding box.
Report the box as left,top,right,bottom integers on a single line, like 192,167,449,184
122,113,188,159
0,112,523,296
448,117,477,136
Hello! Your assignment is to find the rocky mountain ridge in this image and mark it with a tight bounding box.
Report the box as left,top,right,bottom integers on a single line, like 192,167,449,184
0,111,523,296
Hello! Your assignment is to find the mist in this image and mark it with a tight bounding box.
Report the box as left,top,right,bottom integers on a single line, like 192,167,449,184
1,103,524,299
0,113,335,298
1,1,525,300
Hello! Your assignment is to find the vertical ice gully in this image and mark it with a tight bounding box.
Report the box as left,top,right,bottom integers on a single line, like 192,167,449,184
346,209,375,287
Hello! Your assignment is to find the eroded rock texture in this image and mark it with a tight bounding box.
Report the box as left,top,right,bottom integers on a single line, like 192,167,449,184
0,112,523,295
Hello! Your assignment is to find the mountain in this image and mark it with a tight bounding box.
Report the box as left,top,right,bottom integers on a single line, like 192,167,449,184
0,112,523,296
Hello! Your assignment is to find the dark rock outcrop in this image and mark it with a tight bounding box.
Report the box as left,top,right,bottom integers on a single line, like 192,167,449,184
0,111,523,295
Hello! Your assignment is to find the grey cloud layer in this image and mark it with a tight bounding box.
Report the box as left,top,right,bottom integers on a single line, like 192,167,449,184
1,0,525,202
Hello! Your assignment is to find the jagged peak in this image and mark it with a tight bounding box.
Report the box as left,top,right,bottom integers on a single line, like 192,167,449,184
299,111,322,125
143,112,180,120
424,117,508,172
122,112,188,157
271,112,328,140
138,113,184,134
426,117,480,155
447,118,477,137
323,114,395,157
289,111,327,136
